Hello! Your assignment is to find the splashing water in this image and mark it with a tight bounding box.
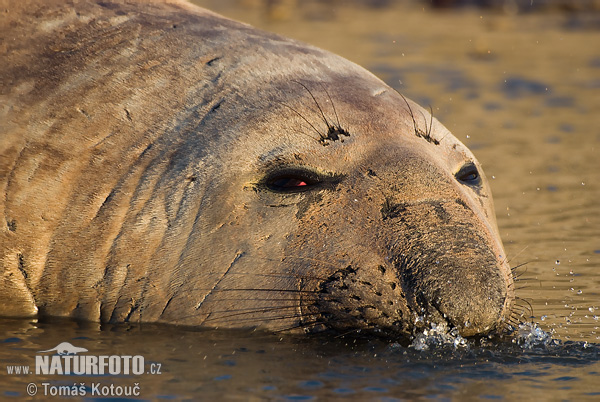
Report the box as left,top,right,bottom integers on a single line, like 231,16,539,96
513,322,559,349
406,321,558,352
409,322,468,351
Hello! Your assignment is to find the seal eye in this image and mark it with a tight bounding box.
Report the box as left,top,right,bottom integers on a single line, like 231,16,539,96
456,163,481,185
271,177,309,189
265,170,320,192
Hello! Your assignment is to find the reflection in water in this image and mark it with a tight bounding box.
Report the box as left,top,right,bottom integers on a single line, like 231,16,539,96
1,319,599,399
2,1,599,399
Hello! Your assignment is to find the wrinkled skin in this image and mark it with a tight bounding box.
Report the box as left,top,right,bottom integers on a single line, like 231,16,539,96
0,0,514,341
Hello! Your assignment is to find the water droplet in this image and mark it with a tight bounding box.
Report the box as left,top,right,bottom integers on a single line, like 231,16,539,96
555,260,560,265
541,315,547,321
589,307,595,313
577,290,583,295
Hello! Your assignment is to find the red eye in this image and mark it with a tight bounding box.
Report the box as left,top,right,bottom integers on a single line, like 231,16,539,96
272,177,308,188
266,171,319,192
265,168,324,193
269,177,309,191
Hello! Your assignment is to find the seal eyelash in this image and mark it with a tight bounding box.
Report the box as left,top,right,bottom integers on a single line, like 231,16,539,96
455,163,481,185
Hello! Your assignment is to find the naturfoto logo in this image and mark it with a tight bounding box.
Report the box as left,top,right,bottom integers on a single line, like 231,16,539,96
6,340,162,397
38,342,88,355
35,341,145,376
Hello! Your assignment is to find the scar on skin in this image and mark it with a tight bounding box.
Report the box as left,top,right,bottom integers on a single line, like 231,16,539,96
372,88,388,97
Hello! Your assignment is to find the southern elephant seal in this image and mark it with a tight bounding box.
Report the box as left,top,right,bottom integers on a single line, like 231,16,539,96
0,0,515,340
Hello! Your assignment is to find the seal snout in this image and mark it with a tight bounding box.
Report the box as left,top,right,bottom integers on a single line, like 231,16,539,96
425,268,510,337
384,198,513,339
397,252,511,338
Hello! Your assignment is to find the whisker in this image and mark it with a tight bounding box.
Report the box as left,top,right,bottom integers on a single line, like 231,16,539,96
204,305,302,322
334,325,376,339
188,288,321,294
320,83,342,129
502,245,530,266
397,91,419,138
280,101,322,142
222,271,330,282
508,318,520,327
273,318,325,333
419,110,427,128
204,312,315,326
288,124,321,143
168,303,317,323
427,104,434,138
395,90,439,145
513,297,534,319
511,261,530,273
276,314,371,335
292,80,331,129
